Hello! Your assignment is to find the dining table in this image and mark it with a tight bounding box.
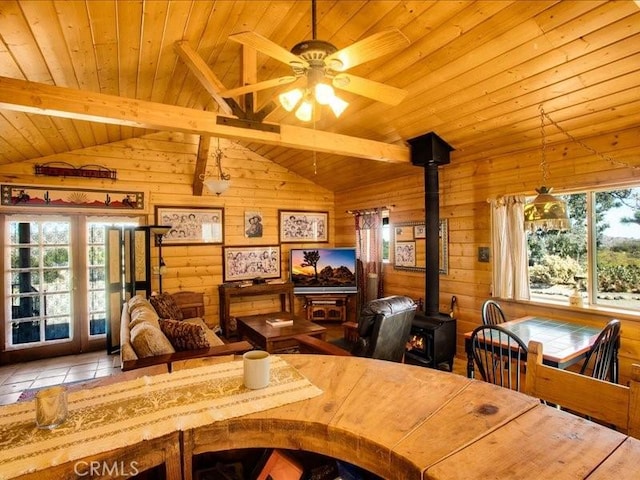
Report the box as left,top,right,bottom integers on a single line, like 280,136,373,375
2,354,639,479
464,315,606,379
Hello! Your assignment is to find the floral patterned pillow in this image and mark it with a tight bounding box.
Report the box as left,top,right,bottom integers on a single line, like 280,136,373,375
159,319,209,351
149,293,184,320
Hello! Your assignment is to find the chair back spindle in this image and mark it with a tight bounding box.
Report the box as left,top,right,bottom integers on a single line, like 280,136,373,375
470,325,528,392
481,299,506,326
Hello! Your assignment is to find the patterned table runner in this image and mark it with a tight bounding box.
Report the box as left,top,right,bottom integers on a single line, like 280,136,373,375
0,356,322,479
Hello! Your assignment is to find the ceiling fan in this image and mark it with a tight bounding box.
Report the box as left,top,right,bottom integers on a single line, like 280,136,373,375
221,0,410,121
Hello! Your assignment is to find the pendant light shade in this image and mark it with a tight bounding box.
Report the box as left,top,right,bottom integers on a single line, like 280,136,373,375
524,106,570,232
524,186,570,232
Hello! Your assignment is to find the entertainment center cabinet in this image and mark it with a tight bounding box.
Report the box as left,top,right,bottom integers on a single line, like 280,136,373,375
303,294,350,323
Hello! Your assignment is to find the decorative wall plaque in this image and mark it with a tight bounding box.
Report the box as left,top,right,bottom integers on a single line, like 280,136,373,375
1,185,144,210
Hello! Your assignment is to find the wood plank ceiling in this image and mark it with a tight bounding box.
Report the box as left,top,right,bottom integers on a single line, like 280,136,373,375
0,0,638,192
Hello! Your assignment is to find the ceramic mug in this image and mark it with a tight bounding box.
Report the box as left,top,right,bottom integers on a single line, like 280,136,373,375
243,350,270,389
35,386,68,429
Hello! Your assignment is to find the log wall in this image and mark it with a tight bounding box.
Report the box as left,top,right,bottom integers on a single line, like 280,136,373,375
0,131,334,333
335,125,640,385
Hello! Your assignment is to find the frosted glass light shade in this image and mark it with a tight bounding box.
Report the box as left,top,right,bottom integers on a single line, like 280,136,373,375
203,178,231,196
279,89,303,112
314,83,335,105
329,95,349,117
295,100,314,122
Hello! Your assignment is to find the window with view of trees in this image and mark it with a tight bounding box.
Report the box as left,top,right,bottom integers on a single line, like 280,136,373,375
527,186,640,311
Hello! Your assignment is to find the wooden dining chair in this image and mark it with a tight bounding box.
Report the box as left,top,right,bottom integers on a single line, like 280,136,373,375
481,299,506,325
579,319,621,383
469,324,528,392
525,340,640,438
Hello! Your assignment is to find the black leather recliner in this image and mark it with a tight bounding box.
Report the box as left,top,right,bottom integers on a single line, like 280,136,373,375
295,295,417,363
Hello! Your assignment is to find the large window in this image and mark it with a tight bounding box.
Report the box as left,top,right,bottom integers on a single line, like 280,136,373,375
527,186,640,312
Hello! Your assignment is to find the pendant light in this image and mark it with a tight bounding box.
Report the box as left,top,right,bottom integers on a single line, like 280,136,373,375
523,106,570,232
202,138,231,196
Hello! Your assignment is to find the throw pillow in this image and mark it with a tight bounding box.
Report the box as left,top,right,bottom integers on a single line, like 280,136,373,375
160,319,209,351
130,322,175,358
184,317,225,347
149,293,184,320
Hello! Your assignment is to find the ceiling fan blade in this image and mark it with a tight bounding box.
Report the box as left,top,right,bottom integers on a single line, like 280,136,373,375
325,28,410,72
229,31,307,68
333,74,407,105
220,76,297,97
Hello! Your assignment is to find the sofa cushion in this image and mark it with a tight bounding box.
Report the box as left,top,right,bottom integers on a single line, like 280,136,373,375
183,317,225,347
130,322,175,358
149,293,184,320
128,295,153,314
129,305,160,330
159,319,210,351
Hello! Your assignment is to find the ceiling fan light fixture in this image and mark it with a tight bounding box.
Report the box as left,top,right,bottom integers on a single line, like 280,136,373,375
295,99,314,122
328,95,349,118
279,88,303,111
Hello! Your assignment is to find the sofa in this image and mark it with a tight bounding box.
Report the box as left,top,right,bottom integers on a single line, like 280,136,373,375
120,291,251,372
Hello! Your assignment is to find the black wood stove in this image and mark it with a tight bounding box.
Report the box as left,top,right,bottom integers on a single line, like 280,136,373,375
404,132,457,371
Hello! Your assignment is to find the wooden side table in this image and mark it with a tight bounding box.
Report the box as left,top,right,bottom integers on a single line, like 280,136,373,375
218,282,295,338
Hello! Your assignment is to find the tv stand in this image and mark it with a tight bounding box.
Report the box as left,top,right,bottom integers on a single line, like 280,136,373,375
303,294,350,323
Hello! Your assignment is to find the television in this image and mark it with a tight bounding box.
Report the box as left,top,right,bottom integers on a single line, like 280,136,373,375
289,247,358,294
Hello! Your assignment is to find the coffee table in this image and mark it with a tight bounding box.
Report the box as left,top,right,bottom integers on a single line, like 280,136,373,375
236,312,327,353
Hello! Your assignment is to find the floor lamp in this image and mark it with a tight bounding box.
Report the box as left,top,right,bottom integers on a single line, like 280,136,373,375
148,225,171,294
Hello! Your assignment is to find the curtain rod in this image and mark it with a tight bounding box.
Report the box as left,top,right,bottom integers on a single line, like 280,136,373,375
346,205,395,215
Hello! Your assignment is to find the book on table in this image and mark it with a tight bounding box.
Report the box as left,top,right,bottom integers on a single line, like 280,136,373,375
266,318,294,327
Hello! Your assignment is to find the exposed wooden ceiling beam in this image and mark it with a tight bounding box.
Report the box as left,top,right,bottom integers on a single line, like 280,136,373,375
173,41,233,116
193,136,211,196
0,76,410,164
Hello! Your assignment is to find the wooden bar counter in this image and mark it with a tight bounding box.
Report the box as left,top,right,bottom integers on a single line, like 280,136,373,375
182,355,640,480
5,356,640,479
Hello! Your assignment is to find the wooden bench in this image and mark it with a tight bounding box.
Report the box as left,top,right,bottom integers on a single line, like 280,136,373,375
525,340,640,438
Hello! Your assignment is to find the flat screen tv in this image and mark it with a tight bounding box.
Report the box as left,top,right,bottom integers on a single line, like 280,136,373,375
289,247,358,294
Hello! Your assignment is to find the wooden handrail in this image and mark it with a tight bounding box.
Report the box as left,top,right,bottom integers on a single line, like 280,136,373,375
525,340,640,438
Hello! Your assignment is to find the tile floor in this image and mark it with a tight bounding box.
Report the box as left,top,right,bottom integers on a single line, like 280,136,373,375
0,350,121,405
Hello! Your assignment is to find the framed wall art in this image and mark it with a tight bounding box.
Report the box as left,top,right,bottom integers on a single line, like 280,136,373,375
395,241,416,267
155,205,224,246
244,211,263,238
223,245,281,282
393,219,448,274
279,210,328,243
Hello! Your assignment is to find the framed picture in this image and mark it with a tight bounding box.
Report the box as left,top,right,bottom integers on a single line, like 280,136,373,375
279,210,328,243
395,241,416,267
155,206,223,246
223,245,281,282
414,224,426,239
244,211,263,238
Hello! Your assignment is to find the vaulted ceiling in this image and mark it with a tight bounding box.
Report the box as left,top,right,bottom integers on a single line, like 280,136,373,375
0,1,639,192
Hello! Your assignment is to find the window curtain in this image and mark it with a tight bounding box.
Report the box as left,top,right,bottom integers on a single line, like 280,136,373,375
489,195,530,300
355,210,383,315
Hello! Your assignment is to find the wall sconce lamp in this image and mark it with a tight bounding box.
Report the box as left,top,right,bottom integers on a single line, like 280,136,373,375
201,140,231,195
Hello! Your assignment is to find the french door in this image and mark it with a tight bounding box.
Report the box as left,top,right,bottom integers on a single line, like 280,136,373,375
2,214,138,363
